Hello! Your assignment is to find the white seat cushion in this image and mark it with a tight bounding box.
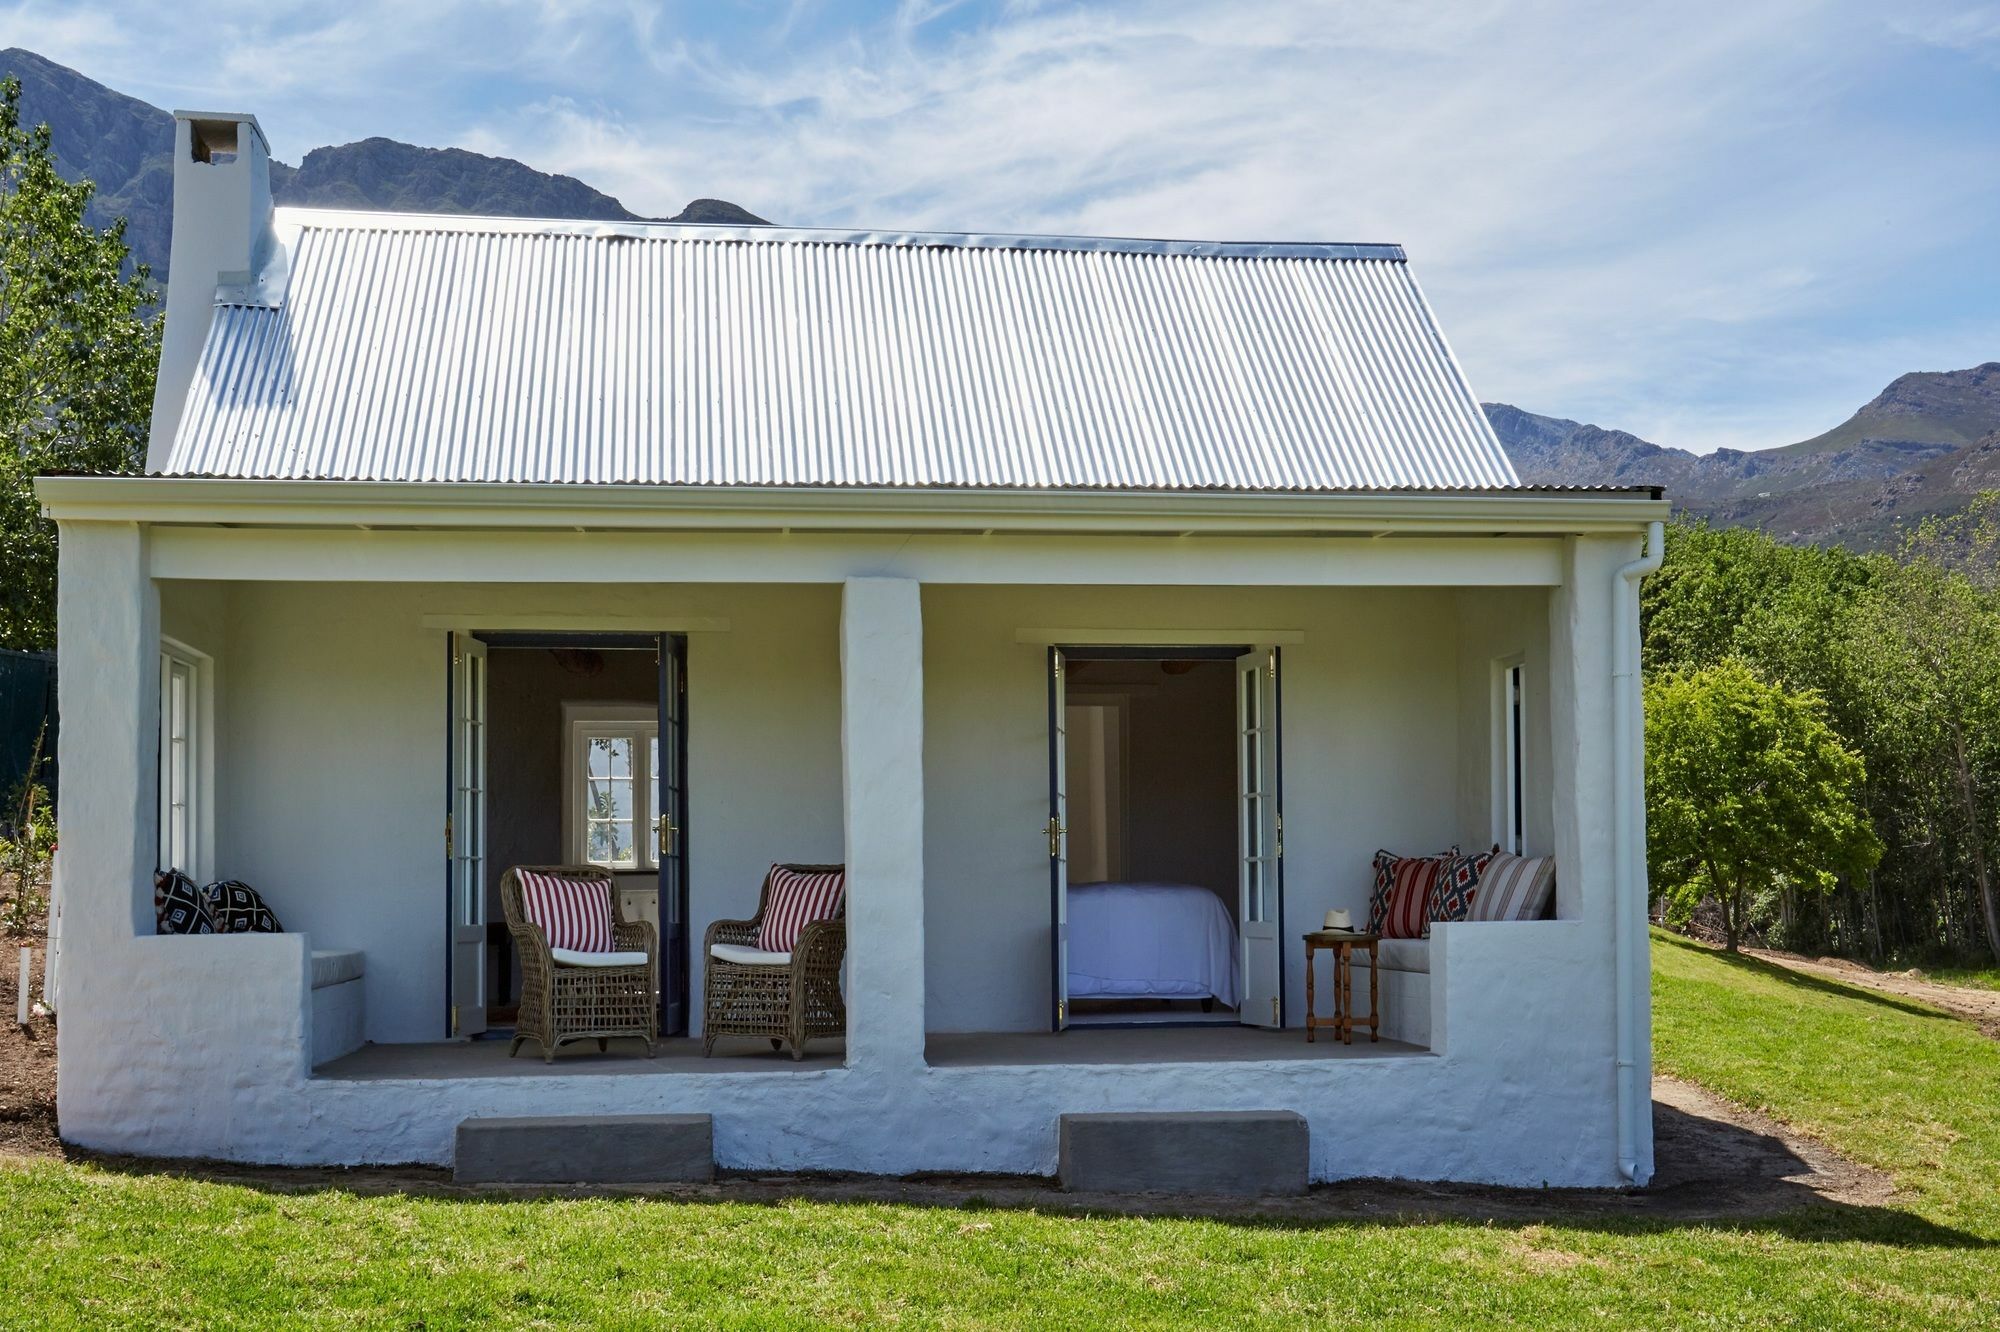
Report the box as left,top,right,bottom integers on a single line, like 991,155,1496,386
549,947,650,968
710,942,793,966
309,948,365,989
1353,938,1430,973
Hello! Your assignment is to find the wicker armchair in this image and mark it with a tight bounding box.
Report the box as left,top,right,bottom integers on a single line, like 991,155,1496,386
501,865,659,1063
702,863,846,1060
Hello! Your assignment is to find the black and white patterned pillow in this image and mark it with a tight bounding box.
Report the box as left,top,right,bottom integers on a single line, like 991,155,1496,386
204,880,284,934
154,869,216,935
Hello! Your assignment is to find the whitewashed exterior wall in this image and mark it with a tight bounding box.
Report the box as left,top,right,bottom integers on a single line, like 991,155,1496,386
52,522,1646,1186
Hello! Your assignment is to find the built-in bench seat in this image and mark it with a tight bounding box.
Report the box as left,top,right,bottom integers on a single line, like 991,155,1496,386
310,948,365,1067
1352,939,1430,1046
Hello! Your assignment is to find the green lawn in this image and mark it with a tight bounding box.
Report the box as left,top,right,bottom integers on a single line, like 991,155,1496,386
2,933,1996,1328
1920,965,2000,993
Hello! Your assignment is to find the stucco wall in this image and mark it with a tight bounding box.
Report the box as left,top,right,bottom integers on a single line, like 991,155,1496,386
920,585,1463,1033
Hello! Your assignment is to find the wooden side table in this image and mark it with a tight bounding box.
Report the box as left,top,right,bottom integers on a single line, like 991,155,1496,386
1304,930,1380,1045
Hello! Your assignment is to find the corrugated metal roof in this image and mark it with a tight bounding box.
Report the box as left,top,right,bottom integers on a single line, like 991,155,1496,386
161,210,1520,491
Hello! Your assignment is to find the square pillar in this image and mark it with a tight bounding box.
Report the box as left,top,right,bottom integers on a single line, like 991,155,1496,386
839,577,926,1070
54,521,159,950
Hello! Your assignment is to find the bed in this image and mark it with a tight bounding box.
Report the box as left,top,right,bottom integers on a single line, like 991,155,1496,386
1067,881,1240,1008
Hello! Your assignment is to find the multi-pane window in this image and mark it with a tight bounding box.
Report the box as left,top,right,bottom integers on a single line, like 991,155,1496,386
570,718,661,870
158,650,198,874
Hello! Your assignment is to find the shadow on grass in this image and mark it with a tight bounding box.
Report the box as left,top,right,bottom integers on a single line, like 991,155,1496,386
47,1097,1989,1254
1654,931,1971,1026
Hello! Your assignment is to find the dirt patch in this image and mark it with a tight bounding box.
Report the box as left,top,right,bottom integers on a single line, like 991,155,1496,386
0,947,57,1159
1744,946,2000,1039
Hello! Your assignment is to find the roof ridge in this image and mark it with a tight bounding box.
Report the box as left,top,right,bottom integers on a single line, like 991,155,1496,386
272,208,1406,262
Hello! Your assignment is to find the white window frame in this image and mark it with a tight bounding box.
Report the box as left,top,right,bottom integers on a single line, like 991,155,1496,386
561,703,661,872
1491,655,1527,855
157,638,214,881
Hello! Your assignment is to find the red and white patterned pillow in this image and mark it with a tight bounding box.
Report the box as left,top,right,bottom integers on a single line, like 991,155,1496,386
1382,856,1445,939
757,866,846,953
518,869,615,953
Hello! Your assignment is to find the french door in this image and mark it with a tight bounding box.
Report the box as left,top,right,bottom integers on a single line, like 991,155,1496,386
1047,647,1070,1030
448,633,488,1038
1237,647,1284,1029
657,634,690,1033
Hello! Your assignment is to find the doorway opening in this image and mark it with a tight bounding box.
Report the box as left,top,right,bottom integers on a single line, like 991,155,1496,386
446,632,689,1040
1049,645,1284,1031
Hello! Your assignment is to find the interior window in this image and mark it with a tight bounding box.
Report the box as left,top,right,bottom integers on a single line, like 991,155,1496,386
158,650,198,874
570,719,660,870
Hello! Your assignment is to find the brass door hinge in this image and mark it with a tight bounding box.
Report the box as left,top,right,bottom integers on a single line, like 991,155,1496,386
1276,811,1285,858
1047,816,1066,858
1272,996,1280,1025
450,1004,460,1037
445,812,453,857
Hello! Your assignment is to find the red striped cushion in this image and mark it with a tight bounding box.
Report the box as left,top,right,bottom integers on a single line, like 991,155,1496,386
518,870,615,954
757,866,846,953
1383,857,1443,939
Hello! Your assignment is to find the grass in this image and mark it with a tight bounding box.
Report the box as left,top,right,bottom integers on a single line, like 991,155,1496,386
0,933,1994,1328
1921,965,2000,993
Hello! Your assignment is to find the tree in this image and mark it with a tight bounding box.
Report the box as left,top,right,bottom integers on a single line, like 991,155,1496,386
0,75,159,650
1646,660,1881,951
1846,500,2000,962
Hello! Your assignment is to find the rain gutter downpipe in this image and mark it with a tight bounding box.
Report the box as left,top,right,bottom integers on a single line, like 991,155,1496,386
1614,520,1665,1185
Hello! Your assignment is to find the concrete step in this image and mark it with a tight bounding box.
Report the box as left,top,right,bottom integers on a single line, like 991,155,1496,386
454,1114,714,1185
1058,1110,1308,1196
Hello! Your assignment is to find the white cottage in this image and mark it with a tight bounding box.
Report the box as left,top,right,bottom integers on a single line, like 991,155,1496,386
39,110,1667,1188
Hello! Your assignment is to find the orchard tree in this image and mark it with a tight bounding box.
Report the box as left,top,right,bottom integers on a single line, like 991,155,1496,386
1646,660,1880,950
0,75,159,650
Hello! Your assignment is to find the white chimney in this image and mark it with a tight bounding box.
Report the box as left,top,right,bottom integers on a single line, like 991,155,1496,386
147,111,274,473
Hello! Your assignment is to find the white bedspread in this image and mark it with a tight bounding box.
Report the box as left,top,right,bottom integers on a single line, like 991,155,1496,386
1067,881,1239,1007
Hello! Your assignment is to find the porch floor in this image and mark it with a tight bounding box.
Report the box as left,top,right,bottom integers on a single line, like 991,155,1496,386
925,1025,1427,1067
316,1025,1426,1080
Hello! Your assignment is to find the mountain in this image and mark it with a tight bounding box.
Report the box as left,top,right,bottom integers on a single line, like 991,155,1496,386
1488,363,2000,549
1,47,767,286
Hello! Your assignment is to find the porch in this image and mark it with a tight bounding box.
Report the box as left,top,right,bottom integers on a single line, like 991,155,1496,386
46,507,1653,1181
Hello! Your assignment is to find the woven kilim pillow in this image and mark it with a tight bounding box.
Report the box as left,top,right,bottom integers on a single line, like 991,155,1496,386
1431,847,1493,924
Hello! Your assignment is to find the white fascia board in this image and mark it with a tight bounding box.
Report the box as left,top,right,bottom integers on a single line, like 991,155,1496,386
36,476,1667,537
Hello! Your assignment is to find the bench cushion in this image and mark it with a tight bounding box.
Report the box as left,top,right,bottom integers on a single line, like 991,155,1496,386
310,948,365,989
1353,938,1430,973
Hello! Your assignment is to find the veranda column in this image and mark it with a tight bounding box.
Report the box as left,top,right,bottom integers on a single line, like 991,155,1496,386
51,521,159,1133
839,576,926,1071
1546,532,1652,1182
54,521,159,947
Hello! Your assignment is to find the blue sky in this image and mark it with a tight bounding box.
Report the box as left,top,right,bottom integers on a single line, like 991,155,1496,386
6,0,1998,453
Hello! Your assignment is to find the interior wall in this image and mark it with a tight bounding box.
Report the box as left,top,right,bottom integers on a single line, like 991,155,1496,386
205,581,842,1043
1068,658,1235,908
923,585,1462,1033
484,646,658,918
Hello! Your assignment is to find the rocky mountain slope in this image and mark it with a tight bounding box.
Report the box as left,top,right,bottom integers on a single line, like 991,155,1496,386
1,47,766,286
1488,363,2000,549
